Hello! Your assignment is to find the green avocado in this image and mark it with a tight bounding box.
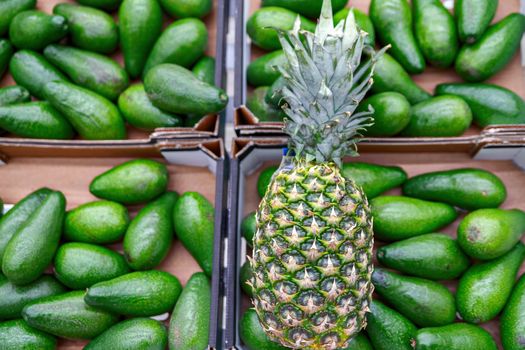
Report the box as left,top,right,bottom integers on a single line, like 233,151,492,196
9,11,67,51
455,0,498,44
342,162,407,198
257,165,279,197
193,56,216,86
0,319,56,350
0,0,36,37
247,50,285,87
0,40,13,79
239,308,288,350
343,333,374,350
261,0,348,19
501,273,525,350
76,0,122,11
0,86,30,106
265,75,286,108
247,86,285,122
334,9,376,47
240,261,254,297
159,0,212,19
416,323,498,350
356,92,411,136
241,211,256,247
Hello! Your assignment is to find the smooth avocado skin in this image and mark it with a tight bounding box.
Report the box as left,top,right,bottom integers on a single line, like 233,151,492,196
334,8,375,47
247,50,285,87
0,86,31,106
240,261,254,297
9,50,68,100
0,0,36,37
64,200,129,244
241,211,256,247
456,13,525,82
43,81,127,140
77,0,122,11
89,159,169,205
239,308,288,350
416,323,498,350
193,56,216,85
371,196,457,242
456,243,525,324
246,7,316,51
342,162,407,198
343,333,374,350
0,274,66,320
457,208,525,260
435,83,525,127
501,274,525,350
0,102,74,140
370,0,425,74
0,319,56,350
261,0,348,19
22,290,118,340
173,192,215,277
357,92,411,136
53,3,119,54
123,192,178,270
159,0,212,19
403,168,507,210
455,0,498,44
365,300,417,350
85,318,167,350
54,242,130,289
371,53,431,105
257,165,279,197
377,233,470,280
145,64,228,116
44,45,130,101
401,95,472,137
247,86,285,122
2,191,65,286
0,40,13,78
9,11,67,51
119,0,163,79
85,270,182,317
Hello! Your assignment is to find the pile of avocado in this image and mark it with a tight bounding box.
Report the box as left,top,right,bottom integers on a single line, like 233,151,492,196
240,163,525,350
246,0,525,136
0,0,228,140
0,158,215,349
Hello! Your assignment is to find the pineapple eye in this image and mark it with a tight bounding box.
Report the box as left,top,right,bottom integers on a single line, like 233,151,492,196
320,277,346,299
262,311,283,330
340,216,357,231
295,290,324,308
287,327,314,346
278,304,304,326
336,293,357,314
320,332,341,349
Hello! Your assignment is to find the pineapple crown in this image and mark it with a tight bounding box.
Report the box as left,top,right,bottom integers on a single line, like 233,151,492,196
275,0,387,166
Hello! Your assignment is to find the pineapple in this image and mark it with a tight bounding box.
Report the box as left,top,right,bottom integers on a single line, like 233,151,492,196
249,1,386,349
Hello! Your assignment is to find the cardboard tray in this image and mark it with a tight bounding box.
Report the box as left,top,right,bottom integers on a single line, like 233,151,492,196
0,138,228,350
233,0,525,143
0,0,229,142
224,136,525,350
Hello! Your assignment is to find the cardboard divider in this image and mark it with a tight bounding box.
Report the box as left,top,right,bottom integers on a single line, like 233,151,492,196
225,136,525,350
233,0,525,143
0,138,227,350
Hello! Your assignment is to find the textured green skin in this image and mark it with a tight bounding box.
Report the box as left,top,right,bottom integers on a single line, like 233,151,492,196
119,0,162,79
44,45,129,101
401,95,473,137
0,40,13,78
54,243,130,289
22,291,118,339
145,64,228,115
241,211,256,247
371,53,431,105
159,0,212,19
143,18,208,75
366,300,417,350
455,0,498,44
0,86,31,106
342,162,407,198
371,196,457,241
377,233,470,280
334,9,375,46
85,318,167,350
456,13,525,82
0,102,74,140
246,7,316,51
9,11,67,51
64,200,129,244
43,81,127,140
501,274,525,350
458,209,525,260
90,159,168,204
77,0,122,11
9,50,68,100
123,192,178,270
118,84,182,130
257,165,279,197
0,188,51,262
416,323,498,350
372,268,456,327
262,0,347,18
173,192,215,277
192,56,216,85
413,0,458,68
265,75,286,108
2,191,65,286
0,319,56,350
239,309,288,350
239,261,253,297
86,270,182,316
457,243,525,324
370,0,425,74
53,4,118,54
247,86,285,122
435,83,525,127
0,275,66,320
169,272,210,350
0,0,36,37
343,333,374,350
184,114,205,127
247,50,285,87
403,168,507,210
357,92,411,136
